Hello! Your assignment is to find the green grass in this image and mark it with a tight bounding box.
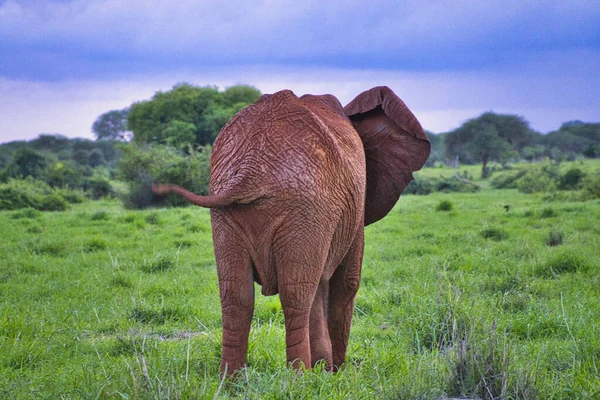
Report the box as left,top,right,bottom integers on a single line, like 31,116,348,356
1,191,599,399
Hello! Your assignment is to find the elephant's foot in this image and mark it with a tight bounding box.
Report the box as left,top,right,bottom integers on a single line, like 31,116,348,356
284,325,312,369
219,356,246,378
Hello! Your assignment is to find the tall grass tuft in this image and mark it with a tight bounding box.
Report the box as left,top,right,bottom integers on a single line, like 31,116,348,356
539,207,557,218
142,254,176,273
546,231,564,246
435,199,454,212
480,228,509,241
535,250,589,277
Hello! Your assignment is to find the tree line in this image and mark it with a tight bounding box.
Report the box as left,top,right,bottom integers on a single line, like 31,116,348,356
1,82,598,210
427,114,599,177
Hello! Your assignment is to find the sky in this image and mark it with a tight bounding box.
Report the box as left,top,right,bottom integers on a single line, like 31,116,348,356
0,0,599,143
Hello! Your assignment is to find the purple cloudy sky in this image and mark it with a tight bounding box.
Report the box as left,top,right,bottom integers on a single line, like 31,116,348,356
0,0,599,143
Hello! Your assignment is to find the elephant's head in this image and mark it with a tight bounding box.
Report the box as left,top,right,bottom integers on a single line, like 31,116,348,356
344,86,430,226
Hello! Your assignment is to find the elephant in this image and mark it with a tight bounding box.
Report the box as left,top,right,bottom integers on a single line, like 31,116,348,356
152,86,430,375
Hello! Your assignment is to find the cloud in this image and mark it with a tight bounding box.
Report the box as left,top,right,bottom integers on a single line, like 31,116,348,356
1,0,599,79
1,60,598,144
0,1,598,143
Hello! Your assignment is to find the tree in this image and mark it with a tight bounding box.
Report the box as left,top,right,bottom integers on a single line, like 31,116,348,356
4,148,48,179
445,112,535,177
163,120,197,149
31,134,71,152
222,85,261,108
127,83,260,147
92,108,131,141
465,125,511,177
543,122,600,159
424,131,445,167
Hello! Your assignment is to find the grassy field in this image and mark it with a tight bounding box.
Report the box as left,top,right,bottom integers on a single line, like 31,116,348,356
1,187,599,398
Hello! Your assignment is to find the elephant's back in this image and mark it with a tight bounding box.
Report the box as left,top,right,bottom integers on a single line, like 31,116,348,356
209,90,365,204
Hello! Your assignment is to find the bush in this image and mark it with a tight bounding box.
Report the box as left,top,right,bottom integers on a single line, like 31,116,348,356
435,200,454,211
436,177,479,193
405,176,479,195
43,161,83,189
117,144,211,209
55,188,85,204
581,170,600,200
490,169,528,189
515,163,559,194
0,178,72,211
39,193,69,211
405,178,435,195
85,175,114,200
558,168,586,190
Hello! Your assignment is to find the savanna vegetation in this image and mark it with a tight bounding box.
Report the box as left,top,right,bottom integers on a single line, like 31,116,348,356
1,187,599,399
1,82,599,398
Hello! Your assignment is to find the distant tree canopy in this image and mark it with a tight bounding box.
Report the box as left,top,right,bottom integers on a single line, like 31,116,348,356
544,121,600,159
424,130,445,167
92,108,131,141
127,83,261,147
0,134,122,190
4,147,48,179
445,113,536,177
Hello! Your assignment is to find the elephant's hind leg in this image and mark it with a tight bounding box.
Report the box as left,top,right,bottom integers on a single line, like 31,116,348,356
211,214,255,376
309,281,333,369
279,279,318,370
328,230,364,370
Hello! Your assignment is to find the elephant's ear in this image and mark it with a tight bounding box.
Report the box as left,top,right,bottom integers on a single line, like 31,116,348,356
344,86,430,226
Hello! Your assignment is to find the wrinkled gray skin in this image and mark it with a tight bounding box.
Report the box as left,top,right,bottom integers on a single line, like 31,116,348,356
153,86,430,376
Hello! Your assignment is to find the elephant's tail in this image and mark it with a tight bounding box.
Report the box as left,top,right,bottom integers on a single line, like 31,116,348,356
152,184,237,208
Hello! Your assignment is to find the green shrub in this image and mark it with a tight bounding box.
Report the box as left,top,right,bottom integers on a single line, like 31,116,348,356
55,188,85,204
435,200,454,211
85,175,114,200
490,169,528,189
405,176,479,195
558,168,585,190
43,161,83,189
0,178,71,211
39,193,68,211
436,178,479,193
404,178,435,195
581,170,600,200
117,144,211,209
515,164,559,194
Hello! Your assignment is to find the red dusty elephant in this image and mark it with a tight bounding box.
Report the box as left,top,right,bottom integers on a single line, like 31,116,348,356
152,86,430,375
